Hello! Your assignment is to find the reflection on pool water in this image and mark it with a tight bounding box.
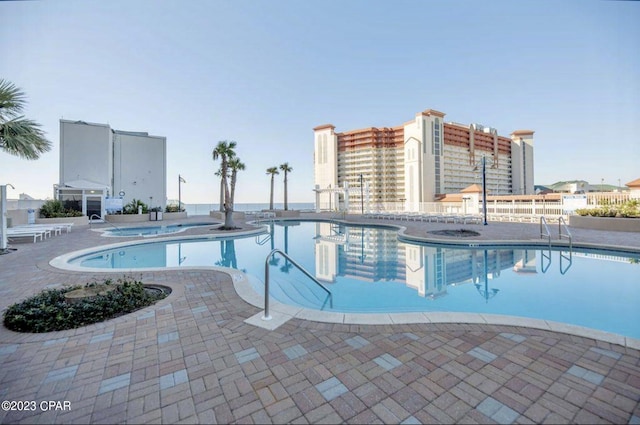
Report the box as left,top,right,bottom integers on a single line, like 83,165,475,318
101,223,212,237
70,221,640,339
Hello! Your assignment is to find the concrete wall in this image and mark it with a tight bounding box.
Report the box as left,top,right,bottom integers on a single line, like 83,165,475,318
511,133,535,195
7,209,89,226
569,215,640,232
274,210,300,218
313,127,338,192
113,131,167,209
106,214,150,223
106,211,187,223
403,116,424,211
36,216,89,226
6,209,28,226
209,211,245,220
60,120,112,187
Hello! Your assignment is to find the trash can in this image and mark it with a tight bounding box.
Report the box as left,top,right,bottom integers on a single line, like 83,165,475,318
6,217,12,228
27,209,36,224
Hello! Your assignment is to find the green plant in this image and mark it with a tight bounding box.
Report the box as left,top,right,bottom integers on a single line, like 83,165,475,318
123,198,149,214
575,200,640,218
39,199,83,218
165,204,182,213
3,278,167,333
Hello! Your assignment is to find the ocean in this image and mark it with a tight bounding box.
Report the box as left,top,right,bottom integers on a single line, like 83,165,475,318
184,202,315,216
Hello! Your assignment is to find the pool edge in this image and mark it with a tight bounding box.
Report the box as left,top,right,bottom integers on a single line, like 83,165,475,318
234,269,640,349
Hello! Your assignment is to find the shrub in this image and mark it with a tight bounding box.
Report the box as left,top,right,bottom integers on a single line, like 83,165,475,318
123,198,149,214
39,199,83,218
165,204,183,213
575,200,640,218
3,278,167,333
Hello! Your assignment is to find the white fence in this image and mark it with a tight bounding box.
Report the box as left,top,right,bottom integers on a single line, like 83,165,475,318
482,200,564,217
587,192,630,206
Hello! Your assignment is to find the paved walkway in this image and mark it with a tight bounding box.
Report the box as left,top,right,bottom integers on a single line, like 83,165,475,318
0,215,639,424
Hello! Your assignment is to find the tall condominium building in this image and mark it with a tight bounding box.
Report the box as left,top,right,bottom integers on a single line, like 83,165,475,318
314,109,534,211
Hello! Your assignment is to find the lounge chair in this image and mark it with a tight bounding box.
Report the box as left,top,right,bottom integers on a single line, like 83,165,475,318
6,228,46,243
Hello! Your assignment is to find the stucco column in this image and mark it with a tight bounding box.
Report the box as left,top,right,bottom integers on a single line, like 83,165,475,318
365,182,370,214
314,185,321,213
1,185,9,250
343,181,349,212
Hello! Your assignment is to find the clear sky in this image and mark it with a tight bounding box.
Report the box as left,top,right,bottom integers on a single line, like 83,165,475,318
1,0,638,203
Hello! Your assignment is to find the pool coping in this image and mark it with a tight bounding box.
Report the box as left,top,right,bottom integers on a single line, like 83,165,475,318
255,216,640,254
91,222,216,238
234,272,640,350
49,218,640,349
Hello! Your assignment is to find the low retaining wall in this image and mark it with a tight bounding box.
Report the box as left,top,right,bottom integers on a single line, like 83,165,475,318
209,211,245,220
105,212,188,223
569,215,640,232
106,214,149,223
35,216,89,226
273,210,300,218
163,212,187,220
6,210,28,226
7,210,91,227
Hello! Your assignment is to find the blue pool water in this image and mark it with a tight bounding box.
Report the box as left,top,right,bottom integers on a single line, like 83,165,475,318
70,220,640,339
101,223,212,237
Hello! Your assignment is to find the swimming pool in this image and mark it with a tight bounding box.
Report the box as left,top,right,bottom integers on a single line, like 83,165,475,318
66,220,640,339
99,222,213,237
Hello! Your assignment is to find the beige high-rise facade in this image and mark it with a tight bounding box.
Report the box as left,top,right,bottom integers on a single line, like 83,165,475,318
314,109,534,211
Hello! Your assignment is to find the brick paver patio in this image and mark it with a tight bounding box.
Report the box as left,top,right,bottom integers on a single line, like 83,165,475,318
0,214,639,424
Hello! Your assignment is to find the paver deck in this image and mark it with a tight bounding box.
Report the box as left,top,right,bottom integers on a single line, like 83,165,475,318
0,214,639,424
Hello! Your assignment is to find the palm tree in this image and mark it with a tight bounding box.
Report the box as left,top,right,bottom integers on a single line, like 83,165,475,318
0,79,51,159
266,167,279,210
212,140,237,229
279,162,293,211
228,157,245,212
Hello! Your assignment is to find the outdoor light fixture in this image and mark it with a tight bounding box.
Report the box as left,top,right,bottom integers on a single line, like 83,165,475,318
475,250,499,303
178,174,186,212
473,156,494,225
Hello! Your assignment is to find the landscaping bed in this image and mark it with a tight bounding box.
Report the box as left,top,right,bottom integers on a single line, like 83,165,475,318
3,279,170,333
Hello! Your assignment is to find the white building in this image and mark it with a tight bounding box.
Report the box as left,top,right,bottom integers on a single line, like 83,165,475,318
314,109,534,212
57,120,166,217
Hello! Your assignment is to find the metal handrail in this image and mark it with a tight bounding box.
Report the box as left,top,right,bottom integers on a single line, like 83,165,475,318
89,214,121,233
558,216,572,250
560,249,573,275
539,216,552,273
330,209,346,220
539,216,551,249
255,234,271,246
262,248,332,320
88,214,102,227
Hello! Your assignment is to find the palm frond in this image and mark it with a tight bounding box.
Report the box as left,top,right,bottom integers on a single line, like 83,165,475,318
0,79,26,121
0,117,52,160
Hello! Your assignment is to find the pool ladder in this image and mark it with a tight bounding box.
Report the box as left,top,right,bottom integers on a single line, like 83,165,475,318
262,249,333,320
89,214,122,233
539,216,573,274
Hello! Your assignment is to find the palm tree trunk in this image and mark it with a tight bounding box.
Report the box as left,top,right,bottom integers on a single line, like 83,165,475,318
230,170,237,209
219,178,224,212
269,175,275,210
222,161,235,229
284,171,288,211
